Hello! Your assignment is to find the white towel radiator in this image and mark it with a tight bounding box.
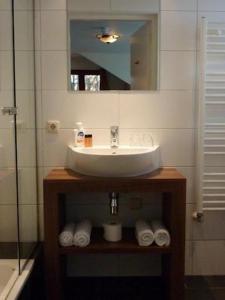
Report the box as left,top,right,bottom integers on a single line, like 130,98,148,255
194,18,225,221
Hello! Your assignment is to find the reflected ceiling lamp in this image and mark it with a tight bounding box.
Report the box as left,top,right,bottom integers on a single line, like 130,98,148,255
96,27,120,44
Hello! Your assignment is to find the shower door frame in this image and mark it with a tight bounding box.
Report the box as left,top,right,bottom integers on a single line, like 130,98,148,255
10,0,39,275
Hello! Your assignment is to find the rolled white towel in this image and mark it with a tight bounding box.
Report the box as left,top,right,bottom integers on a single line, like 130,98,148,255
73,219,92,247
151,220,171,247
59,223,75,247
135,219,154,246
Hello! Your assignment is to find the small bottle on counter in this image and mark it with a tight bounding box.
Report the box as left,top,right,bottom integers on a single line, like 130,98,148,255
84,134,93,147
75,122,85,147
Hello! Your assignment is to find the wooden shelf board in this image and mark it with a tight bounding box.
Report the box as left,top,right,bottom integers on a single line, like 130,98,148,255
59,228,171,254
45,168,185,183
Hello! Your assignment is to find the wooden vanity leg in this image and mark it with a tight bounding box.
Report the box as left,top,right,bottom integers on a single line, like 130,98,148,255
162,183,186,300
44,183,63,300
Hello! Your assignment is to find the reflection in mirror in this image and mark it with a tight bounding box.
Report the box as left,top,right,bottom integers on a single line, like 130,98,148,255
69,17,158,91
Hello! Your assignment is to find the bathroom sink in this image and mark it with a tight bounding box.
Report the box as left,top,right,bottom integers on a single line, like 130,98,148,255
67,145,160,177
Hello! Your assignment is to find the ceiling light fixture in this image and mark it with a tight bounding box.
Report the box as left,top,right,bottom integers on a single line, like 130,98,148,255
96,27,120,44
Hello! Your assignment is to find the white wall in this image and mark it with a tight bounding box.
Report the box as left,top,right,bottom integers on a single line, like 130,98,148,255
36,0,225,276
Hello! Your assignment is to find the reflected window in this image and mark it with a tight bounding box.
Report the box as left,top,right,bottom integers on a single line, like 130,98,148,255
71,74,79,91
85,75,100,91
70,70,107,91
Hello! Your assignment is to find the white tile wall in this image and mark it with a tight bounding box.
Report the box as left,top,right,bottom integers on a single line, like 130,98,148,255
186,204,194,241
120,129,194,166
0,11,12,50
18,168,37,205
17,129,36,167
0,205,17,241
42,129,74,167
0,168,37,206
40,0,66,10
15,51,34,90
0,129,16,168
0,171,17,205
198,0,225,12
16,91,36,129
14,0,33,10
0,145,4,167
193,241,225,275
185,242,193,275
37,130,44,166
160,51,195,90
119,91,194,129
15,11,34,50
42,91,119,129
40,11,67,50
19,204,38,242
111,0,159,13
67,0,110,12
35,52,42,90
161,0,197,11
67,192,162,205
35,0,225,276
160,11,197,51
41,51,67,90
0,0,11,10
35,0,40,10
193,212,225,240
66,202,161,226
35,11,41,51
0,91,14,128
0,51,13,90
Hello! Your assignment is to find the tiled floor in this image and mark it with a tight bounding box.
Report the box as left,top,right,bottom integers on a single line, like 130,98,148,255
185,277,225,300
64,276,225,300
19,269,225,300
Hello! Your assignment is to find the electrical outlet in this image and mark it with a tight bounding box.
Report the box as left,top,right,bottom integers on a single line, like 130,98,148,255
47,120,60,133
129,197,142,210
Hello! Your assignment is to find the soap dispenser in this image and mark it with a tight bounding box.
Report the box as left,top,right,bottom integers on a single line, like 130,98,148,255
75,122,85,147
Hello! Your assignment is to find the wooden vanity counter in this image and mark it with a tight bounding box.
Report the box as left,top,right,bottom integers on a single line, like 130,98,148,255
44,168,186,300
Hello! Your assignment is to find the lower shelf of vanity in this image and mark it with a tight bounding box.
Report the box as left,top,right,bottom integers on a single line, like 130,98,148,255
59,228,171,254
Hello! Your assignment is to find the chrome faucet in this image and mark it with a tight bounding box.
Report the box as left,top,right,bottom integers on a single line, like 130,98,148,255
110,126,119,148
109,192,119,215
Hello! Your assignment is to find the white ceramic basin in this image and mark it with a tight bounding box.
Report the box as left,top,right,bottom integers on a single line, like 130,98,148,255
68,145,160,177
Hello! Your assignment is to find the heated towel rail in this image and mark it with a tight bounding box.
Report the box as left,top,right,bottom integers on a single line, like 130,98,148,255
194,18,225,221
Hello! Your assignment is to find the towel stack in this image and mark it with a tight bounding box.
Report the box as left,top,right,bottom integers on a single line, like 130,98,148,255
135,219,170,247
74,219,92,247
59,219,92,247
59,223,75,247
151,220,171,247
135,220,154,246
59,219,170,248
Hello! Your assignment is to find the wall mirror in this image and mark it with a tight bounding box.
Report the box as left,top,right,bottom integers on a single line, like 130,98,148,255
68,14,158,91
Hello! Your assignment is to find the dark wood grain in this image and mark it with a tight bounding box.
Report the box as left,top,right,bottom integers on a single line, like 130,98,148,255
45,167,185,182
44,168,186,194
44,167,186,300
